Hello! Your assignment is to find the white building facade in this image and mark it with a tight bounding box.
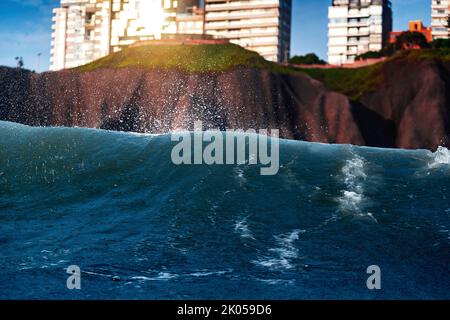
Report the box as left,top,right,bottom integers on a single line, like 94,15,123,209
204,0,292,62
50,0,108,70
328,0,392,65
431,0,450,40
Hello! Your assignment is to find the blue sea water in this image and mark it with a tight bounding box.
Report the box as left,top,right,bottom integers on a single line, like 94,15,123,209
0,120,449,300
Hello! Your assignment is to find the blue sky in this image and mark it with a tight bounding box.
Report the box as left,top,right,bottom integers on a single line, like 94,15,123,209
0,0,432,71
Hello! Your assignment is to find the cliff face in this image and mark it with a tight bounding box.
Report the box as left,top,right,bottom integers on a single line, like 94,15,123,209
358,58,450,149
0,55,449,150
0,66,365,145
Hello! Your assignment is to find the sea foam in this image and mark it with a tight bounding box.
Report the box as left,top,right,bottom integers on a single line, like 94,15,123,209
429,146,450,168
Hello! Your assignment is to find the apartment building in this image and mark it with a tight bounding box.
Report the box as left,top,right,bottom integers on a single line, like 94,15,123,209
431,0,450,40
328,0,392,65
50,0,199,71
176,6,205,35
50,0,101,70
204,0,292,62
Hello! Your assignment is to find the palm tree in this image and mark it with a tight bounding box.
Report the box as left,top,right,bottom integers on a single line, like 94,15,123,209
15,56,24,68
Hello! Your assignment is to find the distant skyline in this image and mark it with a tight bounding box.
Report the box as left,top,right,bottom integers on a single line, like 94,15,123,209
0,0,432,71
292,0,431,59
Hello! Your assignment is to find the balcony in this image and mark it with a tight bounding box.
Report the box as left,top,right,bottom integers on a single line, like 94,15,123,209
347,20,369,28
347,11,370,19
209,30,279,39
432,2,449,10
348,30,370,37
431,10,449,18
206,1,279,12
205,22,279,30
205,12,279,21
85,20,96,29
205,17,279,30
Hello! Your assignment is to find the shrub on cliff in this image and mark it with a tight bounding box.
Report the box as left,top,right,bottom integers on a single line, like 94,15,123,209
355,43,397,61
431,38,450,49
289,53,326,65
395,31,429,50
355,51,383,61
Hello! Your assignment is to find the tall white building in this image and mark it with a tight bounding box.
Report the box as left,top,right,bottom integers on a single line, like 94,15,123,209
51,0,109,71
204,0,292,62
50,0,199,71
328,0,392,65
431,0,450,40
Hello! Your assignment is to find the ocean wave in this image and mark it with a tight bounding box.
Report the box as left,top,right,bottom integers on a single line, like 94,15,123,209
256,279,295,285
253,230,304,271
233,167,248,186
1,121,450,299
234,216,255,240
337,156,367,212
428,146,450,168
130,270,230,281
131,272,177,281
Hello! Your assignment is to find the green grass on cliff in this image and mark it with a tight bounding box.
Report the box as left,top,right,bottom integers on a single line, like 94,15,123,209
299,64,383,101
395,48,450,61
76,43,290,73
298,49,450,100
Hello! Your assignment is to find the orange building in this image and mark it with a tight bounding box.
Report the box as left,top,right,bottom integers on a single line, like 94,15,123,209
389,20,433,44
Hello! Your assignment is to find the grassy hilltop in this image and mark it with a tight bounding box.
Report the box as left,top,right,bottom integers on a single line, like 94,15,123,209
76,43,286,73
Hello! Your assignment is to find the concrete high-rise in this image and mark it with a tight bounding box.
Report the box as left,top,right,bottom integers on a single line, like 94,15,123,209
50,0,102,71
431,0,450,40
204,0,292,63
328,0,392,65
